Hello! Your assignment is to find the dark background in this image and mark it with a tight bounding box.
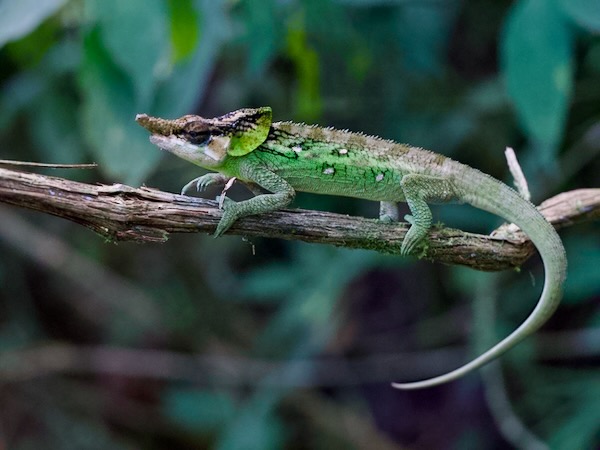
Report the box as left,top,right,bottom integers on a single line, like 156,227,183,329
1,0,599,448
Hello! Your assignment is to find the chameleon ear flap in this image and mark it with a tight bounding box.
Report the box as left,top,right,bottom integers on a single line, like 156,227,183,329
227,107,273,156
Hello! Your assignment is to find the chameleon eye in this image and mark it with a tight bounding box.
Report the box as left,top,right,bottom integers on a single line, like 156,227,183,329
184,129,211,146
182,122,213,146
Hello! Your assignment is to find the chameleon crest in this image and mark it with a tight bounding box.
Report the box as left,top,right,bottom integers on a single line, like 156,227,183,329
224,106,272,156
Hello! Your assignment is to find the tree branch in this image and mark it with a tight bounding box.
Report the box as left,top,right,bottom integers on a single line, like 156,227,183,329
1,167,597,271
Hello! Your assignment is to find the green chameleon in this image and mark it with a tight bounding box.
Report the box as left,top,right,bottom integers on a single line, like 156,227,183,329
136,106,566,390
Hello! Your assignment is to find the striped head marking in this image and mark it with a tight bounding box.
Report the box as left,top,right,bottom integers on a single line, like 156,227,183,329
135,107,272,168
217,107,272,156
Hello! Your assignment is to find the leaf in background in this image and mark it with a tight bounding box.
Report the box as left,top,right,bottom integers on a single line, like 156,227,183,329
80,0,223,184
167,0,200,63
501,0,574,159
238,0,281,76
3,17,58,67
240,264,304,303
0,39,80,138
548,389,600,450
0,72,47,132
558,0,600,32
163,389,236,432
86,0,170,110
29,91,83,165
286,13,322,122
24,41,85,165
249,247,377,357
153,0,229,116
562,235,600,305
394,2,460,75
217,395,285,450
39,404,132,450
79,30,161,185
0,0,66,48
335,0,410,4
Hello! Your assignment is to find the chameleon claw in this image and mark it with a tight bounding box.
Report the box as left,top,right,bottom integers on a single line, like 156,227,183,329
217,195,235,210
181,174,231,195
213,213,229,237
181,177,206,195
213,197,239,237
213,216,234,238
400,239,417,256
213,225,226,238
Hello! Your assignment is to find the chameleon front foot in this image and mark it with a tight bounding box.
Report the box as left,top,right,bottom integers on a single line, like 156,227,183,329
181,173,231,195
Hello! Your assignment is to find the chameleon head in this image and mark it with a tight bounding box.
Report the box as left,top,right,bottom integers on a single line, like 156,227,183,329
135,107,273,169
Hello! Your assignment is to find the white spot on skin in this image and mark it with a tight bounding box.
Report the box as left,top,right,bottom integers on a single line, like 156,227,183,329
292,145,302,153
376,173,384,182
338,148,348,155
323,167,335,175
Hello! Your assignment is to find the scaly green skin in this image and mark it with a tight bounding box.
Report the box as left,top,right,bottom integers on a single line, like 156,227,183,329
136,107,567,390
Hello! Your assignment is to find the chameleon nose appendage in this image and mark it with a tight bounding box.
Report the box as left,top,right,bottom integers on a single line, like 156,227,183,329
135,113,152,129
135,113,176,135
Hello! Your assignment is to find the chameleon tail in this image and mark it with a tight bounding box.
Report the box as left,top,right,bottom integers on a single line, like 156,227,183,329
393,171,566,389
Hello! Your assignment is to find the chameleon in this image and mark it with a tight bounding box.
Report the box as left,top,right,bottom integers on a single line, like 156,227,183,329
136,106,567,390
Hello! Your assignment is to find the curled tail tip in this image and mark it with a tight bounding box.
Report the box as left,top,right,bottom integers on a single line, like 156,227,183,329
391,376,452,390
392,355,490,390
391,381,425,390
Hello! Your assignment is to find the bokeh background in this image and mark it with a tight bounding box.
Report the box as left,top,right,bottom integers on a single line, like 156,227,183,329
1,0,599,449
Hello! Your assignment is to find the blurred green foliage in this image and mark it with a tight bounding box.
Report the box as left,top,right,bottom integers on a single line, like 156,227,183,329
0,0,599,449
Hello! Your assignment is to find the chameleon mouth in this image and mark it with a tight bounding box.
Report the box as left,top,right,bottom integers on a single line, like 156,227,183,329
148,134,173,150
149,134,197,154
148,134,221,162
